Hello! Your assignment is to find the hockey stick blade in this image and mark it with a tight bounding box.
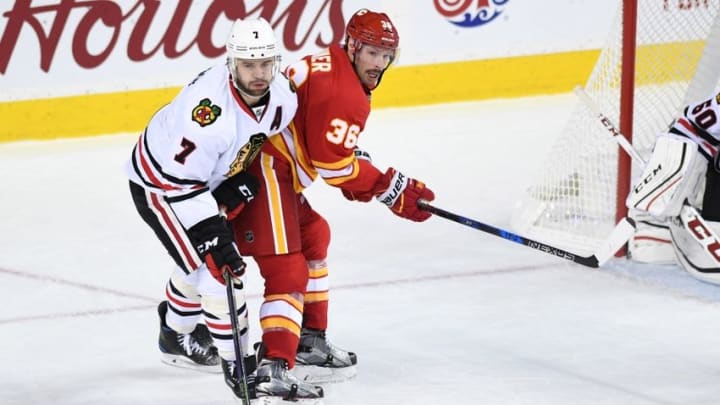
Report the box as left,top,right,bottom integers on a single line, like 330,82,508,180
418,200,635,268
592,216,636,265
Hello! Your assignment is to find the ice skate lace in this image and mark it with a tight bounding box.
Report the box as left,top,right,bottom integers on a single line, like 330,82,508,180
179,333,209,356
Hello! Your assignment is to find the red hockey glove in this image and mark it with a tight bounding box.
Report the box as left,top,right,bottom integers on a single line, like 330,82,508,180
376,167,435,222
188,216,246,284
212,171,259,220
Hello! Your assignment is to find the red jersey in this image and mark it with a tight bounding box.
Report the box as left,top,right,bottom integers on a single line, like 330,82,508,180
265,44,382,193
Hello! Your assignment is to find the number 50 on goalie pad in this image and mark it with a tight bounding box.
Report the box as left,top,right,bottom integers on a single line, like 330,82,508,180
626,134,706,218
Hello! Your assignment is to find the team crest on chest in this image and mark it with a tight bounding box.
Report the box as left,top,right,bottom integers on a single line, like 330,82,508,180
192,98,222,127
226,133,268,177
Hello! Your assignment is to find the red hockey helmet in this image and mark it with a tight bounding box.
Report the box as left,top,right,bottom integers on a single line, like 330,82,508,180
346,9,399,50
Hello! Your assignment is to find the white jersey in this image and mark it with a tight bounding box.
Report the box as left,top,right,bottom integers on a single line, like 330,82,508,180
126,63,297,228
669,92,720,160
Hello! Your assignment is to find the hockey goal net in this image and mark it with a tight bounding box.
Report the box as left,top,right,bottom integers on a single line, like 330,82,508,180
511,0,720,255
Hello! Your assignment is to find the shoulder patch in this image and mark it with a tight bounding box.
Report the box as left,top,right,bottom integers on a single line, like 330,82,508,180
192,98,222,127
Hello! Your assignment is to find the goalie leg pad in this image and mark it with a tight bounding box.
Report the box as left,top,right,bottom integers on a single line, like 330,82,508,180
627,213,675,264
627,134,707,218
669,205,720,285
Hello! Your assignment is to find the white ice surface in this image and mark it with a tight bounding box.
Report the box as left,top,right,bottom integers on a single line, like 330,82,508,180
1,94,720,405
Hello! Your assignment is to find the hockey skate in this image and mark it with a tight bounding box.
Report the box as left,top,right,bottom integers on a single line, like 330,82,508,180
222,356,258,401
157,301,221,373
293,328,357,383
253,357,324,404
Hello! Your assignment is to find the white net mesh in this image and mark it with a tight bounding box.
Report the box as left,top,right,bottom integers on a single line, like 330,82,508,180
511,1,720,255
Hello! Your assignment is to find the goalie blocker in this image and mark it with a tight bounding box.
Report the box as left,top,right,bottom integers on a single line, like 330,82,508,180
625,133,706,264
626,134,706,218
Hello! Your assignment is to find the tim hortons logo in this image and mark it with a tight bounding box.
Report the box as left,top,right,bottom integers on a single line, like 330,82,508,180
0,0,346,73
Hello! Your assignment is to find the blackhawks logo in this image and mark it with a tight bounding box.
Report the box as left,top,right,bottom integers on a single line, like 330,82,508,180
192,98,221,127
226,133,268,177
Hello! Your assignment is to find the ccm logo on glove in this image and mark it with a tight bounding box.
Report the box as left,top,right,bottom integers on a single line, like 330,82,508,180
188,216,247,284
196,235,220,254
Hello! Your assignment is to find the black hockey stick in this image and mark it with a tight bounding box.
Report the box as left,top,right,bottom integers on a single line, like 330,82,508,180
418,200,634,268
225,272,251,405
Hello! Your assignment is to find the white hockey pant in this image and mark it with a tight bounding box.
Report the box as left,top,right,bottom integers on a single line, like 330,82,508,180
627,212,675,264
166,265,250,361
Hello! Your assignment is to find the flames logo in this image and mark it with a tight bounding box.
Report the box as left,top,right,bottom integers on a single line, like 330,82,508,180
434,0,510,28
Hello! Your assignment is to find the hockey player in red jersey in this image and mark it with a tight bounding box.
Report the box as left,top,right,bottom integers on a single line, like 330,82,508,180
229,8,435,398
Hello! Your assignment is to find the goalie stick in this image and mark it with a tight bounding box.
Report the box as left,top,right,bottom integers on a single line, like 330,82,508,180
573,86,647,165
575,85,720,266
417,200,635,268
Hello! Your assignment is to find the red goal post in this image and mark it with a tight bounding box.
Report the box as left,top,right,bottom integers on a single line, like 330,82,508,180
512,0,720,257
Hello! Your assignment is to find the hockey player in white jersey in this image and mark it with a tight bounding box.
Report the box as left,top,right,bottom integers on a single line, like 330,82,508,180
626,91,720,284
126,18,319,401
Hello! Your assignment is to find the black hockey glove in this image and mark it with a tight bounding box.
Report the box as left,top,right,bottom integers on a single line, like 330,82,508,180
188,216,246,285
212,171,260,220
